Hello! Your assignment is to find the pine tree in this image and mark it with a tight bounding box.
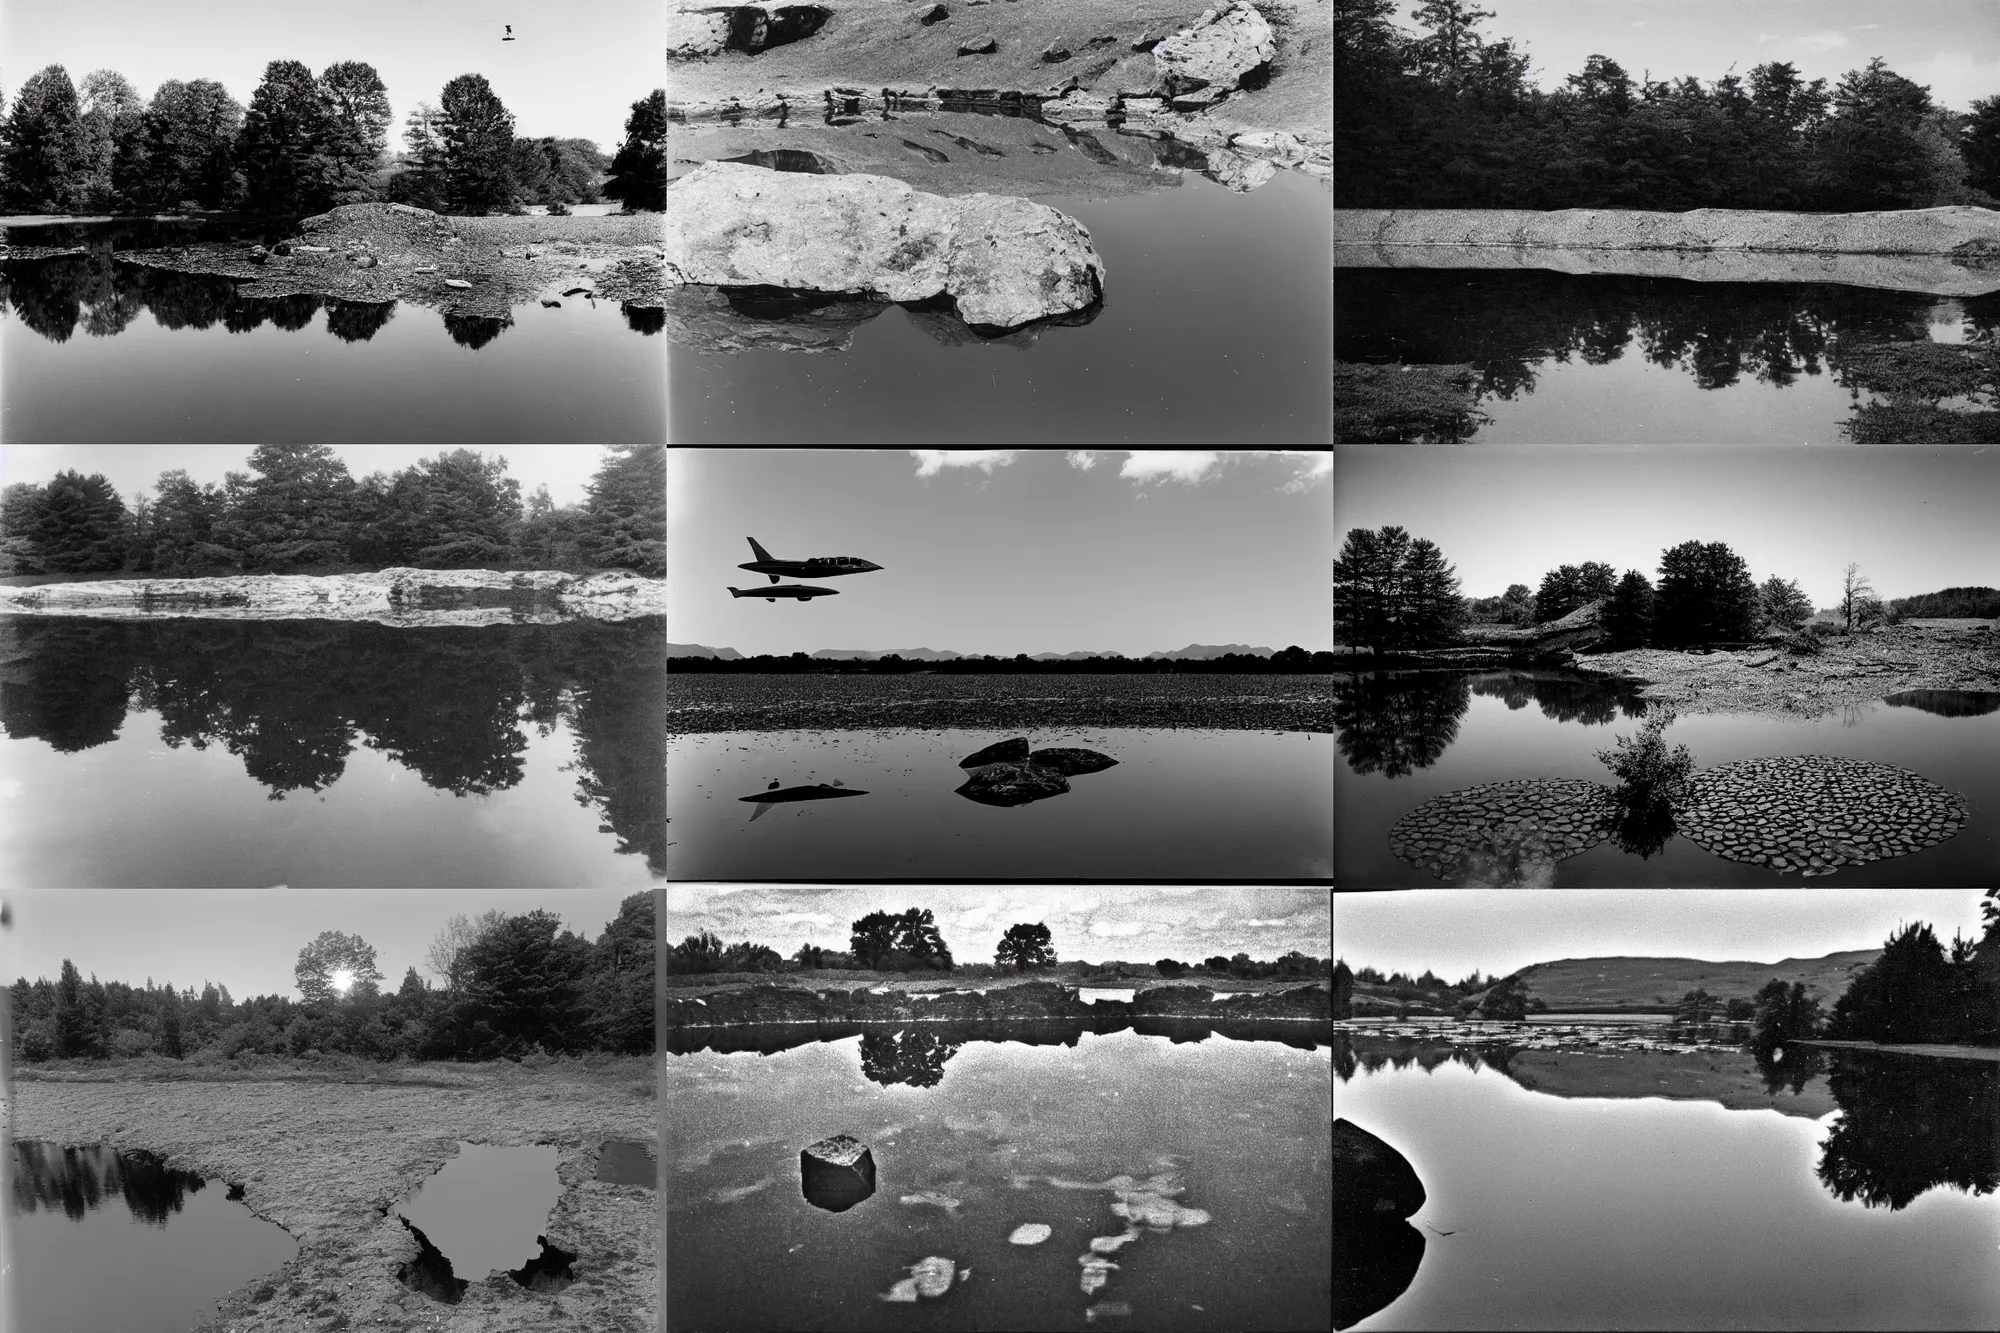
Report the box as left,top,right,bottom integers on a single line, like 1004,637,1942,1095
3,65,89,212
581,445,664,575
29,469,128,572
1601,569,1656,649
603,90,665,211
449,910,590,1056
241,60,338,216
211,444,355,570
317,61,392,204
389,101,450,211
1653,540,1759,646
437,74,517,215
55,959,97,1058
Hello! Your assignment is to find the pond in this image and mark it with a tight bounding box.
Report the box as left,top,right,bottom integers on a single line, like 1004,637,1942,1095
667,127,1331,443
393,1142,565,1295
1334,1037,2000,1330
594,1138,660,1188
1334,270,1999,443
1333,671,2000,886
11,1141,299,1333
0,616,664,887
666,726,1333,879
0,217,663,443
666,1023,1332,1331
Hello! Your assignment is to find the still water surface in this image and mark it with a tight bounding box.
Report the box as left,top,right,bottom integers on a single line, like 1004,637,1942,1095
1,217,663,443
668,727,1333,878
1336,1041,2000,1330
1335,671,2000,885
0,616,664,886
11,1141,298,1333
394,1142,562,1281
1335,270,1996,443
667,1025,1332,1331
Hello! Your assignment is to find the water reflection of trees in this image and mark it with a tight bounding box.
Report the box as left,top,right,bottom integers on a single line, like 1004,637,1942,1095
0,617,663,872
1467,670,1648,725
12,1142,207,1225
1816,1052,1999,1210
1333,673,1469,778
859,1029,962,1087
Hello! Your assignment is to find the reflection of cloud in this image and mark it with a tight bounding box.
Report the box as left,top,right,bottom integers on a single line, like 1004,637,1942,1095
1066,451,1099,470
1795,30,1849,51
1120,452,1220,485
912,450,1019,477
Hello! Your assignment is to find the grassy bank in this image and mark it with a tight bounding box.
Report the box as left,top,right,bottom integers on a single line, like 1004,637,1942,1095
9,1057,655,1333
666,968,1319,996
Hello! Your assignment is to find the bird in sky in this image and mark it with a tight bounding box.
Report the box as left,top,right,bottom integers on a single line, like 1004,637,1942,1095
503,24,516,40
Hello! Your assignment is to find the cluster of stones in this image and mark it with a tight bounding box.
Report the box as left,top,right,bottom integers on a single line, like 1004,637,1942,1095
1387,780,1621,881
1671,755,1968,877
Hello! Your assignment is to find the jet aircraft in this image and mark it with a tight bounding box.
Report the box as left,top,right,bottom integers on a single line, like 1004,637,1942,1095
729,584,839,602
739,537,883,584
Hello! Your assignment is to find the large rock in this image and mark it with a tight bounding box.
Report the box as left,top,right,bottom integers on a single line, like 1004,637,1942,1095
668,4,831,57
960,737,1031,766
666,162,1104,330
1151,3,1276,97
956,760,1072,806
1333,1119,1425,1220
1027,747,1119,776
801,1133,877,1212
1336,1218,1425,1330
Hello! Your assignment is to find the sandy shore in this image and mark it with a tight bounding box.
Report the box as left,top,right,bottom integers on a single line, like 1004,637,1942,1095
8,1060,656,1333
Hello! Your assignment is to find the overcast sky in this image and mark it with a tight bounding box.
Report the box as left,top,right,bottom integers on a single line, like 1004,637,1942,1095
1393,0,2000,111
665,887,1332,965
1334,889,1992,981
1,445,616,507
0,889,644,1000
667,450,1333,657
1336,447,2000,607
0,0,662,154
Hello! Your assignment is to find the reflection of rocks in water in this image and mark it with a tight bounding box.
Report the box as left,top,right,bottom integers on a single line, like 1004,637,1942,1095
722,148,839,173
859,1028,962,1087
800,1133,877,1213
1883,689,2000,718
666,283,887,353
1469,669,1649,725
1818,1051,1999,1210
1388,779,1618,884
900,295,1102,349
1201,146,1278,193
901,1189,964,1213
397,1216,470,1303
1674,755,1967,876
1606,794,1678,859
1333,672,1469,777
880,1255,955,1302
508,1235,578,1292
12,1142,207,1224
740,782,868,821
1336,1217,1425,1331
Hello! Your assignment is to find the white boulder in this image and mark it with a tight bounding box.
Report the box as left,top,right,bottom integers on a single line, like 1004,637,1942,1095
1152,2,1276,96
1009,1223,1054,1245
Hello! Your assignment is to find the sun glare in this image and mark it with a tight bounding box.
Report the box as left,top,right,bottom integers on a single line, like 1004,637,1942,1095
330,967,356,996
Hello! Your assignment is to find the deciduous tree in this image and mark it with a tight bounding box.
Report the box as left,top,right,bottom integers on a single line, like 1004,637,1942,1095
294,930,384,1006
603,90,665,211
1838,562,1877,632
1653,540,1758,646
582,445,665,575
241,60,339,215
1759,575,1815,633
996,922,1057,971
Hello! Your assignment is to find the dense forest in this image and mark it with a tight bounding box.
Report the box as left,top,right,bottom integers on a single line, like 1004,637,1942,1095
0,444,664,578
0,62,665,216
10,894,655,1063
1336,0,2000,210
670,649,1339,674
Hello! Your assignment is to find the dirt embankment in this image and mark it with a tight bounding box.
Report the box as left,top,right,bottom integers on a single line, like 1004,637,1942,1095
115,205,667,317
1336,206,2000,255
7,1061,657,1333
1586,621,2000,717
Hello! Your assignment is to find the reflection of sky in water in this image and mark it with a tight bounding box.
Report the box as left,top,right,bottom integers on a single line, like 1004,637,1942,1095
1337,682,2000,887
667,1029,1330,1332
668,727,1332,878
394,1143,562,1280
1338,1056,2000,1330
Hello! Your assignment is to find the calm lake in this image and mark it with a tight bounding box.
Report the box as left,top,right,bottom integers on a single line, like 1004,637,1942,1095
1,217,663,443
666,726,1333,879
0,616,664,887
667,123,1331,444
1334,270,1996,443
666,1024,1332,1331
11,1141,299,1333
1335,1037,2000,1330
393,1142,563,1286
1334,671,2000,886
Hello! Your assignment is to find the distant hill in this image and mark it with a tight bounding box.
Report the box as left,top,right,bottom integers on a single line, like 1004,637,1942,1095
1889,586,2000,619
1144,644,1276,659
1488,950,1883,1011
810,648,965,661
668,643,742,659
1031,650,1124,661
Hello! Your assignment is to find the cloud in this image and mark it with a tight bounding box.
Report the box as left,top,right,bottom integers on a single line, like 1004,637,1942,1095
1089,921,1150,938
1066,451,1100,470
761,911,837,925
1794,31,1849,52
1275,451,1332,493
1119,452,1221,485
1909,51,2000,111
912,450,1020,477
1852,23,1882,30
957,905,996,928
1242,918,1295,927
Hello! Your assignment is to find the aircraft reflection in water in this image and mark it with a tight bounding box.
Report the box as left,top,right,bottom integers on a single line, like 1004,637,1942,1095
728,584,839,602
740,781,869,821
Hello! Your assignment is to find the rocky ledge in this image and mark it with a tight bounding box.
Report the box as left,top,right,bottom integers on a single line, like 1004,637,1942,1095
0,569,667,625
666,161,1104,329
666,980,1333,1029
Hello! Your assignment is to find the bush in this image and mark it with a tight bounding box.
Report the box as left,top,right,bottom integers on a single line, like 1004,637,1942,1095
1595,712,1694,806
1155,959,1187,979
1788,623,1828,656
110,1027,155,1058
547,199,571,216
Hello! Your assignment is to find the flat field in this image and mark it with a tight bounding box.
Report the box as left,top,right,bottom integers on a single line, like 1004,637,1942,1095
665,671,1334,732
7,1056,656,1333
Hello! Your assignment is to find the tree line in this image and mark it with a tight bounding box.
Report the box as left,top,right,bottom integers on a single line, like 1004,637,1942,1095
1336,524,1925,651
671,911,1330,982
0,444,664,578
1337,0,1998,210
10,894,654,1063
669,649,1339,674
1,62,665,216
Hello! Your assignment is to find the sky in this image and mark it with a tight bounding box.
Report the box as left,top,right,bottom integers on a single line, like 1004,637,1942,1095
0,0,662,153
1334,889,1993,981
667,450,1334,657
0,889,644,1001
1336,446,2000,607
665,887,1333,965
0,444,619,507
1401,0,2000,112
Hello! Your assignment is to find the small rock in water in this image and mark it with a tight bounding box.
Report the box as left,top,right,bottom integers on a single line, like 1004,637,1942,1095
911,1256,956,1297
881,1278,920,1303
1008,1223,1053,1245
900,1190,964,1213
1087,1303,1134,1321
1078,1255,1118,1295
1088,1230,1139,1253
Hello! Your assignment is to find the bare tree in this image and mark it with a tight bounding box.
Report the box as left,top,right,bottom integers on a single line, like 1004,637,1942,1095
425,909,506,991
1839,563,1876,633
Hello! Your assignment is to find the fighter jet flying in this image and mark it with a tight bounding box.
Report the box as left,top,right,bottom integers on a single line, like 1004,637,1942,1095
739,537,883,584
729,584,839,602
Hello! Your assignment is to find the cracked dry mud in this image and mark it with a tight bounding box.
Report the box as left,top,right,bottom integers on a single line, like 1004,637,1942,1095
6,1063,656,1333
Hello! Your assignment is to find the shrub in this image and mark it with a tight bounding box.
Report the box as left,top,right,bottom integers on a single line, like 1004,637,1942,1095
1595,711,1694,806
110,1027,155,1058
547,199,571,216
1788,623,1828,656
